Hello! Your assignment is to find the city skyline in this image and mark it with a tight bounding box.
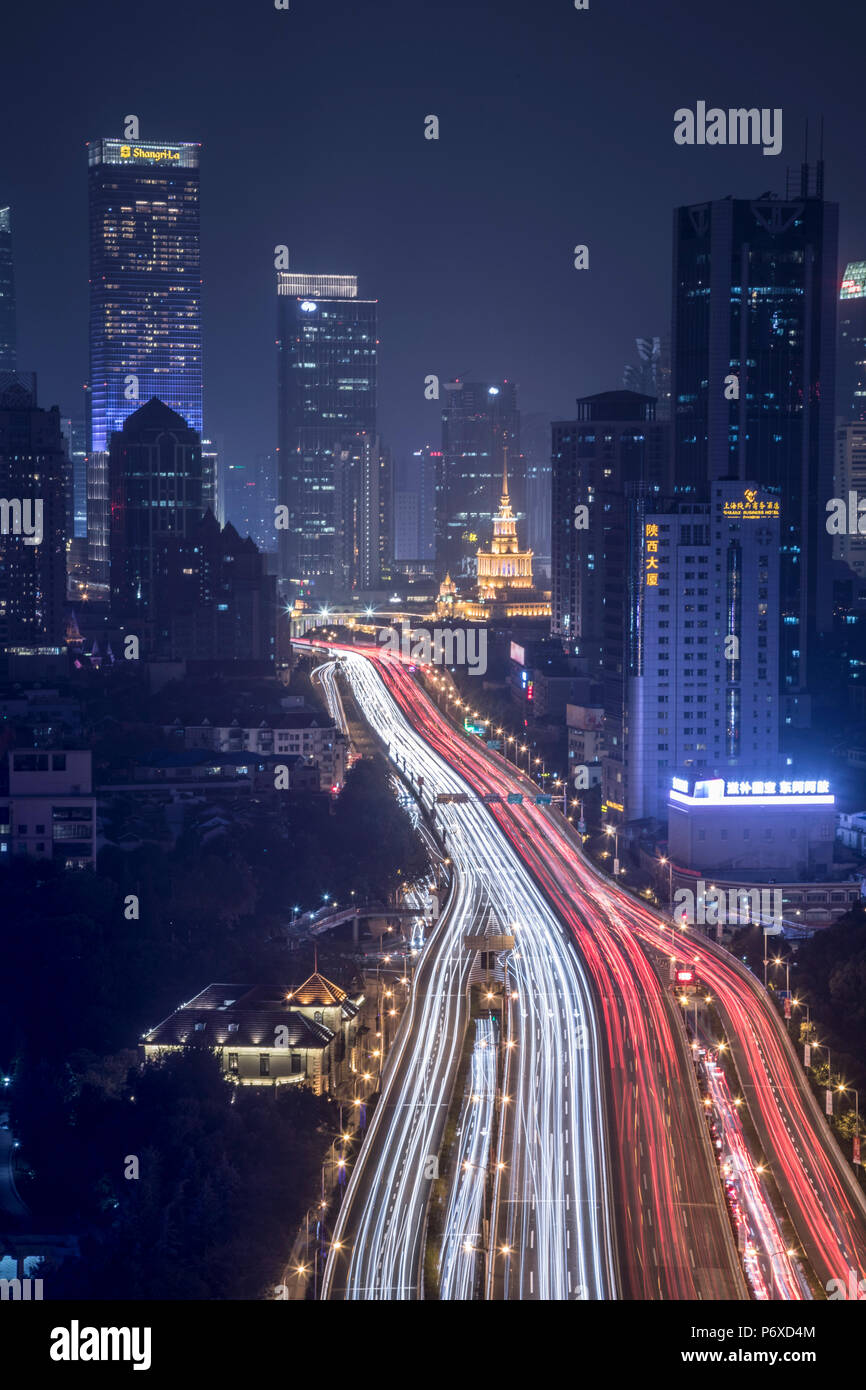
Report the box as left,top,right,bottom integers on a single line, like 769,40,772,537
3,1,866,475
3,0,866,1338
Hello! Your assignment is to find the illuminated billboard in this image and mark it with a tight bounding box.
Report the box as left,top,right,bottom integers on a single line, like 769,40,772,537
721,488,780,521
670,775,833,807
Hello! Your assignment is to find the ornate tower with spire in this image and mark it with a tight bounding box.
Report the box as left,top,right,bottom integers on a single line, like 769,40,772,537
475,450,534,598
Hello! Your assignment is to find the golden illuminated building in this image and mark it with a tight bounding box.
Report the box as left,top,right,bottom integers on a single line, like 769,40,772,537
462,456,551,621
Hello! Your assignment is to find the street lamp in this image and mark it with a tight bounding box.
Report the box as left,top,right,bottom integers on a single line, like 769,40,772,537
837,1083,862,1167
604,823,620,876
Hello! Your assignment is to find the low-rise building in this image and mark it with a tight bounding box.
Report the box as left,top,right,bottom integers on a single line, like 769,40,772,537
140,972,363,1095
0,749,96,867
167,713,347,791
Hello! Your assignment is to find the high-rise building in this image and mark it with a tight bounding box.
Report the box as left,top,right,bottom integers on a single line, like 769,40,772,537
552,392,668,809
551,392,667,653
623,337,671,420
61,417,88,539
834,424,866,577
671,171,838,723
0,377,68,650
0,207,16,370
87,137,202,454
612,480,781,823
393,449,436,568
521,412,552,581
438,380,522,577
276,273,377,591
335,430,381,593
223,452,276,551
155,511,276,663
108,398,202,633
201,437,219,521
838,261,866,422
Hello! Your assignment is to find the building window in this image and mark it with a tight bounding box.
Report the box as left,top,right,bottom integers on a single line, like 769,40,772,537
291,1053,303,1074
227,1052,239,1074
260,1054,270,1076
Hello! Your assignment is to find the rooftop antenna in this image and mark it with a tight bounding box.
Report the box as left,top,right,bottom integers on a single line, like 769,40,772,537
817,116,825,198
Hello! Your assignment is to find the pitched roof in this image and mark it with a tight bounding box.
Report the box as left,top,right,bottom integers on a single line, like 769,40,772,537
289,971,348,1006
141,982,336,1049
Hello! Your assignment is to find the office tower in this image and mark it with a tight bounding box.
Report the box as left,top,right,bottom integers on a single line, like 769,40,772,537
108,398,202,630
86,448,110,587
612,480,780,822
834,424,866,577
671,170,838,723
223,452,276,551
334,430,381,592
623,336,671,420
438,379,522,577
378,440,394,586
87,137,202,454
0,377,68,650
552,392,667,812
394,449,436,568
521,413,552,579
276,273,377,591
0,207,16,370
201,437,219,520
551,391,666,652
838,261,866,422
61,417,88,539
155,511,276,663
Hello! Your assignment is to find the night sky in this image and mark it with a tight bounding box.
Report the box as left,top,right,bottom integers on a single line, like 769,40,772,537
3,0,866,474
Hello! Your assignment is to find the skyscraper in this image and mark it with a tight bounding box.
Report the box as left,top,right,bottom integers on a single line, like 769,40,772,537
521,412,552,581
61,416,88,539
393,449,436,568
276,273,377,591
671,170,838,723
87,137,202,454
623,336,671,420
552,391,667,809
438,380,522,577
108,398,202,633
613,480,780,822
0,207,16,370
0,377,67,651
833,424,866,578
551,391,666,653
838,261,866,422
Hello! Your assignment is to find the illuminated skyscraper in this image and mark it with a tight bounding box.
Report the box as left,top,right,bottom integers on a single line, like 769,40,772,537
87,137,202,454
838,260,866,422
276,273,377,590
671,169,838,723
0,207,16,370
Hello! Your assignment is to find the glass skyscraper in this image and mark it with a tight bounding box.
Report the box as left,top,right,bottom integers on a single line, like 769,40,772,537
276,273,377,590
838,261,866,422
0,206,16,370
671,169,838,723
87,137,202,454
